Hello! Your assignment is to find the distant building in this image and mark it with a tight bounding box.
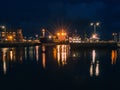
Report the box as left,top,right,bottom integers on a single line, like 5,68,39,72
0,28,24,42
69,34,81,43
6,32,16,41
0,28,5,41
16,29,24,42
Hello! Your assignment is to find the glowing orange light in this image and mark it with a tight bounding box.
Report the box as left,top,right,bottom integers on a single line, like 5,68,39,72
9,36,12,39
7,35,13,41
57,33,60,36
64,33,66,36
61,33,64,36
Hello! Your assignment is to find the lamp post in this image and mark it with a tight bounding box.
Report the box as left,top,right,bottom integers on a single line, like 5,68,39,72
42,29,45,38
90,22,100,34
112,33,117,42
0,25,6,33
0,25,6,41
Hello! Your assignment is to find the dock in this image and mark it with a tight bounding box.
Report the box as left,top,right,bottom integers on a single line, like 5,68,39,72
0,42,41,47
0,41,119,48
70,41,118,49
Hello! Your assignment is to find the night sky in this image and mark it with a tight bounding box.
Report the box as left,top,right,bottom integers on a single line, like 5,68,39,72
0,0,120,39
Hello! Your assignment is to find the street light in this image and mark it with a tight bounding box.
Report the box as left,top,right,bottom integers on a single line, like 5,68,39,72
90,22,100,41
0,25,6,31
90,22,100,34
0,25,6,41
0,26,5,29
112,33,117,42
42,28,45,38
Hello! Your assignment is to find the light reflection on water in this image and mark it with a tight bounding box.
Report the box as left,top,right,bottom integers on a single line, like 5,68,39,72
0,45,120,90
90,50,100,77
111,50,117,65
2,48,8,74
56,45,70,66
42,45,46,69
0,45,119,78
35,46,39,62
29,46,34,60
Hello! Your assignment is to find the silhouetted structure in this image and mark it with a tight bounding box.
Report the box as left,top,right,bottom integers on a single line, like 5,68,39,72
16,29,24,42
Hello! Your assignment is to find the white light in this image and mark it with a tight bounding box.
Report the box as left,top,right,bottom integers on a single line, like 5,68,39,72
90,22,100,26
92,50,96,63
96,22,100,26
90,23,94,26
95,61,99,76
0,25,5,29
90,63,93,77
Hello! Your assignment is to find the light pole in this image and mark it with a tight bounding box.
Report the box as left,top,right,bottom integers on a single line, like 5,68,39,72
0,25,6,41
112,33,117,42
90,22,100,34
42,28,45,38
0,25,6,32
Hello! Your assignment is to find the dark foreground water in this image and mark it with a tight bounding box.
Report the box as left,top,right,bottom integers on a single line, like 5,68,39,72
0,45,120,90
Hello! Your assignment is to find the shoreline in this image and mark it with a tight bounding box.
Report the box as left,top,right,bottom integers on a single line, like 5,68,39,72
0,42,41,47
0,41,119,48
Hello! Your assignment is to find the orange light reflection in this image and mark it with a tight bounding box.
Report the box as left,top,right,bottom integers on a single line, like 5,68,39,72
56,45,69,66
35,46,39,62
111,50,117,65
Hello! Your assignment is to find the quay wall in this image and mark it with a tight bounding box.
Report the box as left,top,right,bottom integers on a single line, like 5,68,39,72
70,42,118,49
0,42,41,47
0,42,119,48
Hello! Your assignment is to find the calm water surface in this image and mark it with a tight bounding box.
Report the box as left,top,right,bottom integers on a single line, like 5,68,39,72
0,45,120,90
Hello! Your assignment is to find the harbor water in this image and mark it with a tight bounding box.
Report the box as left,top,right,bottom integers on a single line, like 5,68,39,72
0,45,120,90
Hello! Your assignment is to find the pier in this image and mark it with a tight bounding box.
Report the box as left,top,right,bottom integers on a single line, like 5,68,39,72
70,41,118,49
0,42,41,47
0,41,119,49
